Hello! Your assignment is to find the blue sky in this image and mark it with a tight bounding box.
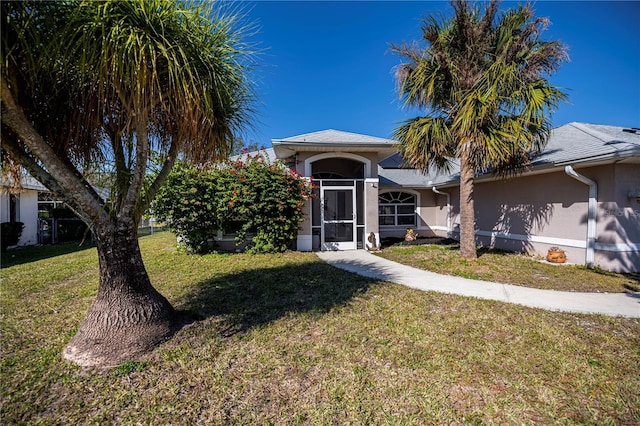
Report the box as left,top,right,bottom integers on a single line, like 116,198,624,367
240,1,640,147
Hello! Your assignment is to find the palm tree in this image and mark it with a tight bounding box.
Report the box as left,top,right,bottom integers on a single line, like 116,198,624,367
1,0,254,366
391,0,567,259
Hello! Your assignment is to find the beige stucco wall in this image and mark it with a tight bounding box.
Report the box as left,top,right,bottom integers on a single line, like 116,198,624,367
378,188,449,240
364,179,379,236
401,163,639,272
599,164,640,243
470,170,591,263
420,189,451,237
596,163,640,271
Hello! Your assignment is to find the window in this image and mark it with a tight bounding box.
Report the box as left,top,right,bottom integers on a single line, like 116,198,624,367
9,194,19,222
378,192,416,226
38,191,64,219
312,172,344,179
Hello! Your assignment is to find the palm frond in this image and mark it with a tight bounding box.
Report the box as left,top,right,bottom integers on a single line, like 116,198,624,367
393,116,455,173
390,0,568,179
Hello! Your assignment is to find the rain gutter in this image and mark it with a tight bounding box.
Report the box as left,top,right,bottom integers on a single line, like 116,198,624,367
564,165,597,267
431,185,451,236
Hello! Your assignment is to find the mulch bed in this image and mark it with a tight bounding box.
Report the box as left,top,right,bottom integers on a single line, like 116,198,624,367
381,236,458,248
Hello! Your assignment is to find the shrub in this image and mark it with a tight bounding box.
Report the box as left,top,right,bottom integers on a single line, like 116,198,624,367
154,164,221,253
155,152,314,254
1,222,24,251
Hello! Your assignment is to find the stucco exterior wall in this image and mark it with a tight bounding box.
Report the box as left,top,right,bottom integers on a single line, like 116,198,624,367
596,163,640,271
1,189,39,247
403,163,639,272
468,170,589,263
422,189,452,237
364,179,379,236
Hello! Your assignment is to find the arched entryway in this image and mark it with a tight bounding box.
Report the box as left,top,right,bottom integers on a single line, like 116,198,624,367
306,154,370,250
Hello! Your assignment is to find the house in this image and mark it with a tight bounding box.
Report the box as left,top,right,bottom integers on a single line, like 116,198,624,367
271,122,640,273
0,176,88,248
1,176,45,247
4,122,638,272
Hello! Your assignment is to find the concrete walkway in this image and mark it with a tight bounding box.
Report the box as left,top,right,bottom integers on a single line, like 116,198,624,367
317,250,640,318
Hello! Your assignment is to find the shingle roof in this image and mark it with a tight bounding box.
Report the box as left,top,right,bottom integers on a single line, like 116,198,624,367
531,122,640,167
377,155,460,187
229,147,278,164
272,129,399,158
378,122,640,188
0,175,48,191
273,129,397,146
213,123,639,189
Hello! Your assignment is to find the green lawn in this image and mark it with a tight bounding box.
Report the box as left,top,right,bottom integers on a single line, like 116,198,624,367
1,232,639,424
376,240,640,293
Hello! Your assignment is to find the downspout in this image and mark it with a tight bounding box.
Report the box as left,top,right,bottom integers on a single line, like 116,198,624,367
431,186,451,236
564,165,597,267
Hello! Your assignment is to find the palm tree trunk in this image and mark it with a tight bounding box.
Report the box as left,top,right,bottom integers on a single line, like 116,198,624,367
459,153,477,259
63,220,181,367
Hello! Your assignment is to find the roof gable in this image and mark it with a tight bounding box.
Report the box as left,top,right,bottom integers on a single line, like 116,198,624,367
272,129,398,158
274,129,397,145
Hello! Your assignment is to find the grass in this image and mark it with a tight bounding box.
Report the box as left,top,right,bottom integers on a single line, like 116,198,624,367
1,232,639,424
1,240,96,268
0,226,166,269
376,239,640,293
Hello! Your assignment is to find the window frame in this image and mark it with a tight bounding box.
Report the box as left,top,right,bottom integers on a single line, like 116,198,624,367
378,191,417,227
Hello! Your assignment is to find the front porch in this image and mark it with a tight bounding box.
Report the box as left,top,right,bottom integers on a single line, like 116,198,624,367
271,129,398,251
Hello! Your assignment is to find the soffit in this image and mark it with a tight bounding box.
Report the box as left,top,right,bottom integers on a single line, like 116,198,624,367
272,129,399,158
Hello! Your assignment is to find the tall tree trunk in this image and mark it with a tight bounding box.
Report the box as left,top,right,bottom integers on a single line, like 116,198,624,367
63,220,181,367
459,153,477,259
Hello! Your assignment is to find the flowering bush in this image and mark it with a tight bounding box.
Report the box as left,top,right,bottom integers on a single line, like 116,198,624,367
155,151,314,253
154,164,220,253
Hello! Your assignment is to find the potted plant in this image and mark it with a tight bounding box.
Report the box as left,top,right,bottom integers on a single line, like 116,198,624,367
546,246,566,263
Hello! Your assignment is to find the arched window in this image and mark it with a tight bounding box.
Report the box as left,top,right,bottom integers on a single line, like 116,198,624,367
312,172,344,179
379,192,416,226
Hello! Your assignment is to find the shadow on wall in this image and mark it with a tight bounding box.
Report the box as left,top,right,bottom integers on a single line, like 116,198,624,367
595,208,640,272
488,203,554,253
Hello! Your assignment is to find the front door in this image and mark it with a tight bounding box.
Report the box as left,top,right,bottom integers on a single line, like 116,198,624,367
322,188,356,250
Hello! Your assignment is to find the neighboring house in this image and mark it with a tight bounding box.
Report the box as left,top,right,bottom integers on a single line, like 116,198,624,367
0,176,89,248
1,176,45,247
270,123,640,273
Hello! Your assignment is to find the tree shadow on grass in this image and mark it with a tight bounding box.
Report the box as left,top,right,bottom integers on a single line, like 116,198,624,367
383,236,511,259
1,241,96,268
177,257,376,336
1,231,167,268
585,268,640,292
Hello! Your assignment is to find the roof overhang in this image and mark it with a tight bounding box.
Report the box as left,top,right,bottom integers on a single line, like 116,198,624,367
272,129,399,159
272,141,398,159
379,152,640,190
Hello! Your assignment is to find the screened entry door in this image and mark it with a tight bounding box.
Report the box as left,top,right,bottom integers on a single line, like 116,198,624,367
322,188,356,250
